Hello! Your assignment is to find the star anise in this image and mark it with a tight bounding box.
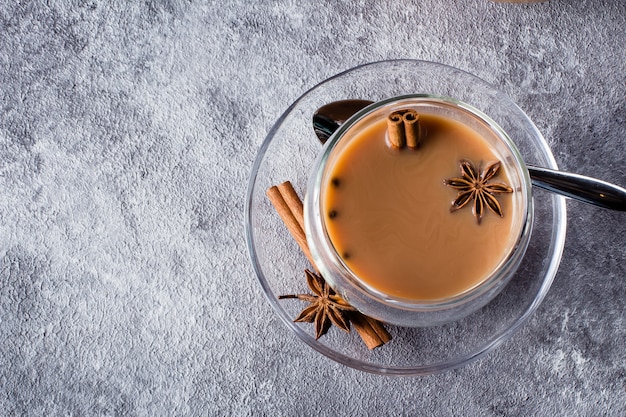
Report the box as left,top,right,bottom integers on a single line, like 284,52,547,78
279,269,356,339
444,159,513,224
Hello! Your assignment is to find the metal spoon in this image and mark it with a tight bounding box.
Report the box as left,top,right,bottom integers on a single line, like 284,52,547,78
313,100,626,211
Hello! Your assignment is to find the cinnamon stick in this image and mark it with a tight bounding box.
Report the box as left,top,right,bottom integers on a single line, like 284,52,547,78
386,111,405,149
403,109,423,149
267,180,391,349
349,313,392,349
277,181,305,232
266,183,315,269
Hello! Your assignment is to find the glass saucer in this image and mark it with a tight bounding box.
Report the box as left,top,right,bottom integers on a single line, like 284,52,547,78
245,60,567,375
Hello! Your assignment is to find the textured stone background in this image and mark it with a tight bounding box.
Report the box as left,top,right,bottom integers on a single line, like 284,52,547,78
1,1,624,416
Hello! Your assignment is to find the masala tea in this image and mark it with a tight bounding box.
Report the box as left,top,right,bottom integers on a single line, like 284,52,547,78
305,96,533,326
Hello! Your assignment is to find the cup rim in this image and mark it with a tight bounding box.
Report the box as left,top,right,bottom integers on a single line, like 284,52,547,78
305,94,534,319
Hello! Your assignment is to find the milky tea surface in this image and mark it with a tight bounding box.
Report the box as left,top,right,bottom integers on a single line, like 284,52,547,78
322,114,520,301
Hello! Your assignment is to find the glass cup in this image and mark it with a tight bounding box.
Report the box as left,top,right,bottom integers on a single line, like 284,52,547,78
304,95,534,327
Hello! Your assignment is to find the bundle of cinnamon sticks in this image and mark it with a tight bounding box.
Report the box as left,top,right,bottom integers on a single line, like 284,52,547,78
387,109,424,150
266,181,391,349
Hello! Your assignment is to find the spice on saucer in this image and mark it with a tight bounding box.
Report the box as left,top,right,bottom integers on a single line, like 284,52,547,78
279,269,355,339
266,181,391,349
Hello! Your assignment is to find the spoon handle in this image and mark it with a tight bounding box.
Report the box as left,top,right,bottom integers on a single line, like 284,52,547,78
528,166,626,211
